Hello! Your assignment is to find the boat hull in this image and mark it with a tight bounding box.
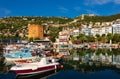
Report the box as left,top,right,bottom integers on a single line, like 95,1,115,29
10,64,60,78
16,69,57,79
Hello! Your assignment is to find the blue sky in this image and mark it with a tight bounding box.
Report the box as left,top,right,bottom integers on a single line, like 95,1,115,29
0,0,120,18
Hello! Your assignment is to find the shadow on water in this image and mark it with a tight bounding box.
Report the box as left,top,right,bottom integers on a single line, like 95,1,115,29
15,70,57,79
0,69,58,79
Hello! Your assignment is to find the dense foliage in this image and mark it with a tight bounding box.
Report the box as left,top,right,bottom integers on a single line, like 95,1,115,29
76,14,120,23
0,14,120,42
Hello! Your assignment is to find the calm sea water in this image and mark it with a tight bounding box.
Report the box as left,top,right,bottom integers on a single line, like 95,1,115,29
47,69,120,79
0,72,16,79
1,48,120,79
0,69,120,79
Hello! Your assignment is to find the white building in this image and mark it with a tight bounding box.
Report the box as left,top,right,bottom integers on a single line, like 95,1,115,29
53,30,70,55
91,26,112,36
72,29,80,37
91,28,101,36
104,26,112,35
81,26,92,36
112,22,120,34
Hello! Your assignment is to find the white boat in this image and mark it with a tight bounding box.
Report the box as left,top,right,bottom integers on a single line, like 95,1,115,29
9,57,60,78
4,49,36,63
4,44,53,62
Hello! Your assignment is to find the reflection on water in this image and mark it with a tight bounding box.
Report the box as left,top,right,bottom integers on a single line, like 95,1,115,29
0,49,7,73
77,48,120,69
16,70,57,79
1,48,120,79
47,69,120,79
47,48,120,79
68,48,120,70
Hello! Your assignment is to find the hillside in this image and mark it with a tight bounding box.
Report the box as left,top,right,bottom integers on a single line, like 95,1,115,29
0,14,120,41
76,14,120,23
0,14,120,29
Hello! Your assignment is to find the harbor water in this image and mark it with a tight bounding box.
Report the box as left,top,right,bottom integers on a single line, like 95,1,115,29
1,48,120,79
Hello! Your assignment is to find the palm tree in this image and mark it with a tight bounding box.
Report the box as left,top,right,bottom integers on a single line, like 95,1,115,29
86,36,95,43
107,33,113,43
70,35,76,43
101,34,107,43
77,33,85,43
95,34,101,43
112,33,120,43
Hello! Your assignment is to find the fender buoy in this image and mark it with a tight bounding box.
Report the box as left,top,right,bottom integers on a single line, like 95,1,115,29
61,65,64,69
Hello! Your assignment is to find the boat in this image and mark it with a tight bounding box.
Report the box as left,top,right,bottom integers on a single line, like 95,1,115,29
4,47,37,64
9,57,60,78
4,43,54,62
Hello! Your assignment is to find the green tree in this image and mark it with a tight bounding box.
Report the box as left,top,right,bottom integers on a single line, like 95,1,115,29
107,33,113,43
101,34,107,43
95,34,101,43
112,33,120,43
86,36,95,43
29,37,34,42
77,33,85,43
